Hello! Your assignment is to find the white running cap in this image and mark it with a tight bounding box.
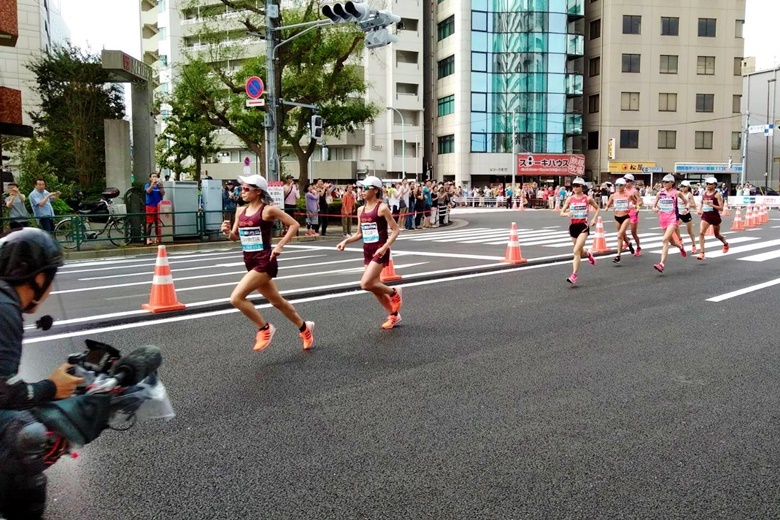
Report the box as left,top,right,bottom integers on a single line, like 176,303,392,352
680,180,691,187
623,174,635,181
361,176,383,190
237,174,268,192
615,178,627,185
662,174,676,182
572,177,586,186
705,177,718,184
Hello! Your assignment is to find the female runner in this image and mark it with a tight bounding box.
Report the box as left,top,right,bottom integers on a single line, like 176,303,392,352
221,174,315,351
677,180,698,254
336,176,403,329
604,177,634,263
559,177,600,284
696,176,730,260
651,174,689,273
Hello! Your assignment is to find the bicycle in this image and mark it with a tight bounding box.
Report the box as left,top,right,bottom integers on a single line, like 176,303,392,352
54,188,131,249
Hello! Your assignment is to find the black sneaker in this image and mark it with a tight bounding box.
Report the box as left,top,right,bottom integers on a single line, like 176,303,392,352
627,241,635,255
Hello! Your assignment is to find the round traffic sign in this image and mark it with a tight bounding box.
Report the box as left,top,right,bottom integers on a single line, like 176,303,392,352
245,76,264,99
244,156,251,166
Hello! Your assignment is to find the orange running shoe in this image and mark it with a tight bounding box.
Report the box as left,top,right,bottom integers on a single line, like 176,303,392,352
390,287,403,313
722,243,730,254
300,321,315,350
254,324,276,352
381,314,402,330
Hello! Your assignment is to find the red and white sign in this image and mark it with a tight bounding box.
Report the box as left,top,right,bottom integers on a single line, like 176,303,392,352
267,181,284,206
245,76,264,99
516,154,585,176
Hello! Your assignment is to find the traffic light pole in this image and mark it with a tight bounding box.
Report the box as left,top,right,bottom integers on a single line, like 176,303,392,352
265,0,279,182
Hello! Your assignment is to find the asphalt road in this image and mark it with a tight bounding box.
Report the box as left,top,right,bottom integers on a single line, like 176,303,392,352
17,210,780,519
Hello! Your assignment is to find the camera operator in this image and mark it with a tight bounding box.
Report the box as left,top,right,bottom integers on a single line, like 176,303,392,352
0,228,83,519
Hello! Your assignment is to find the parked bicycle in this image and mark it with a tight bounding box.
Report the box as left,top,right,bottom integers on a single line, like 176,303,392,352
54,188,130,249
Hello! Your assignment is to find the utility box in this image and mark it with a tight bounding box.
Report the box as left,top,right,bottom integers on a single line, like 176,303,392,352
201,179,223,232
163,181,198,236
159,200,173,243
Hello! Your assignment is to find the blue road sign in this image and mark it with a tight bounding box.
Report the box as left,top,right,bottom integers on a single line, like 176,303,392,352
245,76,264,99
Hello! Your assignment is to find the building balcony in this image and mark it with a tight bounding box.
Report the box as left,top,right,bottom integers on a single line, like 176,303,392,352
567,0,584,19
566,113,583,136
566,34,583,57
565,74,583,96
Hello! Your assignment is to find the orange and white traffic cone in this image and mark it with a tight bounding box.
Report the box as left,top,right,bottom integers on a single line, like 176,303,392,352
512,198,518,210
744,206,754,228
142,245,186,313
750,205,759,227
518,197,525,211
589,217,611,253
705,223,714,236
500,222,527,264
730,207,744,231
380,254,403,282
762,204,769,224
722,201,731,216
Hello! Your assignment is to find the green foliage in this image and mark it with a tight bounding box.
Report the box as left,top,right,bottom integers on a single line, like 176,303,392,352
25,44,125,193
13,138,73,214
177,0,378,189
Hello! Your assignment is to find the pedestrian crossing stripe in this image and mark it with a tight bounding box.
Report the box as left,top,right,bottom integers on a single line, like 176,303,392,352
393,227,780,262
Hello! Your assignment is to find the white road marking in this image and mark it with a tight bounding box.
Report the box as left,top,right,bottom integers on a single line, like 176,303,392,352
24,259,571,343
738,249,780,262
707,277,780,302
701,238,780,259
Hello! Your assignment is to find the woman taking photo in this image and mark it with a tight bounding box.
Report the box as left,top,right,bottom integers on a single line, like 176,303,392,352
221,174,315,352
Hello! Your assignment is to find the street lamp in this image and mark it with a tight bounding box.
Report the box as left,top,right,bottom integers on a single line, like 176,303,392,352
767,78,776,191
387,107,405,178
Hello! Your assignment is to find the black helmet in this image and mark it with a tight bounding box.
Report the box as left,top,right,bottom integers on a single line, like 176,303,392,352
0,228,64,283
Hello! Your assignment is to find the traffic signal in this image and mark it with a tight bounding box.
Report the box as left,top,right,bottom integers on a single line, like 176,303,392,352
322,2,400,49
311,115,323,139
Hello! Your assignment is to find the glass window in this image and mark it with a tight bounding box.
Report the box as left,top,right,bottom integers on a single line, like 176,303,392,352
471,32,488,52
620,130,639,148
437,55,454,79
589,57,600,77
472,11,487,32
159,26,167,39
471,133,487,153
622,54,641,73
471,72,487,92
659,93,677,112
732,131,742,150
438,134,455,154
438,95,455,117
697,56,715,75
658,130,676,149
734,57,743,76
548,33,566,53
660,55,678,74
548,93,566,113
548,74,565,94
698,18,716,37
623,15,641,35
587,131,599,150
590,19,601,40
438,16,455,41
472,93,487,112
736,19,744,38
733,94,742,113
695,131,713,149
548,53,565,73
661,16,679,36
588,94,600,114
472,52,487,72
696,94,714,112
621,92,640,111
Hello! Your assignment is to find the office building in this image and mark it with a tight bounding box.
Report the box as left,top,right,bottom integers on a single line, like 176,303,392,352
742,64,780,192
583,0,746,186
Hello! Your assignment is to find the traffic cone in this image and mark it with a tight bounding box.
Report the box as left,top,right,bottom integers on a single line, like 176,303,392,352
142,245,186,313
722,201,731,217
380,254,403,282
500,222,527,264
750,205,759,227
518,196,525,211
512,198,518,210
730,207,744,231
589,217,611,253
744,206,754,228
705,223,714,236
762,204,769,224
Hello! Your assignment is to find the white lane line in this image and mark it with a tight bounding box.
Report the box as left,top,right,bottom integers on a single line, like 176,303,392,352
540,232,663,248
699,238,780,259
24,260,570,343
60,249,240,269
643,236,758,254
282,244,506,261
739,249,780,262
76,254,328,281
707,277,780,302
394,227,493,240
413,230,512,243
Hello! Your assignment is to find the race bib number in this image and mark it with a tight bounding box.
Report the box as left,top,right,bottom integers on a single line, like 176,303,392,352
239,227,264,251
614,199,629,212
361,222,379,243
570,202,587,220
703,201,714,212
658,198,674,213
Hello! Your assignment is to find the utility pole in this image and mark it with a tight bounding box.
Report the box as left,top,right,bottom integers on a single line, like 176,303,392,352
387,107,405,178
265,0,279,182
511,110,516,193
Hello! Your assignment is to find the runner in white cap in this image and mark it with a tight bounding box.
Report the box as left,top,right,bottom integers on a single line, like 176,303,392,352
221,174,315,352
559,177,600,284
336,176,403,329
605,177,634,263
696,176,729,260
651,174,688,273
623,174,643,256
677,180,698,254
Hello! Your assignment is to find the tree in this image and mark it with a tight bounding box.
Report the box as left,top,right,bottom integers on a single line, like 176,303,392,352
26,44,125,194
156,80,221,182
178,0,378,189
